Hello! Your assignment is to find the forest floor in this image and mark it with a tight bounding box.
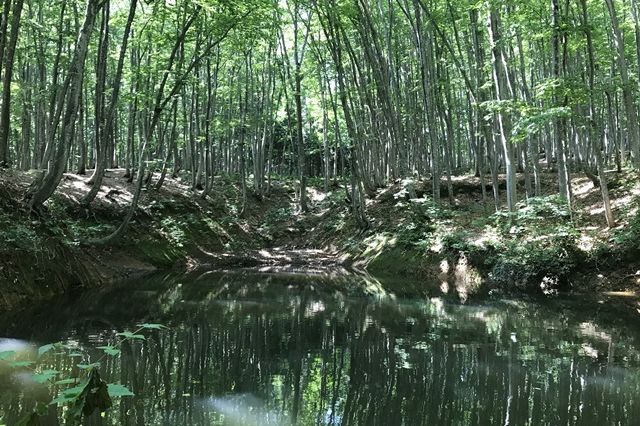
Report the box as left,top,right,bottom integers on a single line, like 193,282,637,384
0,167,639,311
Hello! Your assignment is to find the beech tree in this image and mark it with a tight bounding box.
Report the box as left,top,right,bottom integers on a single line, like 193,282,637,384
0,0,637,229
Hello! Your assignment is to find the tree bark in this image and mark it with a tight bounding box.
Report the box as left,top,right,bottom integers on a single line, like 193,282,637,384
26,0,103,210
605,0,640,168
0,0,25,166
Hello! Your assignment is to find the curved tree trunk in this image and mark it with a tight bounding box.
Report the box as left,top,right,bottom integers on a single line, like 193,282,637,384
26,0,103,211
82,0,136,206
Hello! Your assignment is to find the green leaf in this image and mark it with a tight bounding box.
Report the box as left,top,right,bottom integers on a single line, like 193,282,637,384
76,362,101,370
75,370,112,418
107,383,135,397
50,383,88,405
137,323,167,330
55,378,79,385
31,370,59,384
117,331,145,340
9,360,35,368
0,350,16,360
97,346,121,356
38,343,56,358
51,370,113,421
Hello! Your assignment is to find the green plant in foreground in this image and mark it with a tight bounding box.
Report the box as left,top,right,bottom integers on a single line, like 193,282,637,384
0,323,167,425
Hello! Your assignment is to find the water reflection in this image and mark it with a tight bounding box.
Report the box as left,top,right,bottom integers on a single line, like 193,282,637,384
203,394,291,426
0,271,639,425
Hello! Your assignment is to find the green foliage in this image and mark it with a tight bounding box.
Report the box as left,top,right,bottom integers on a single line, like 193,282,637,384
426,195,583,291
263,206,294,224
480,196,580,290
492,196,572,232
37,343,55,357
107,383,135,397
258,206,295,239
116,331,146,340
481,99,527,117
490,233,579,291
53,369,112,423
440,230,476,254
0,351,16,360
512,106,572,143
0,213,41,251
0,326,166,425
31,370,59,384
137,323,168,330
395,221,423,248
607,212,640,262
96,346,121,356
410,198,453,221
67,221,116,242
159,217,189,248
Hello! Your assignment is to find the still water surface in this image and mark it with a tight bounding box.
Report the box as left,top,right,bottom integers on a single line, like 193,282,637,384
0,271,639,425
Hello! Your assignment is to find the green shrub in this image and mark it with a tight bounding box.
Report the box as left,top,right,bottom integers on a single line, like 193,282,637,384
0,214,43,251
490,233,579,291
608,213,640,261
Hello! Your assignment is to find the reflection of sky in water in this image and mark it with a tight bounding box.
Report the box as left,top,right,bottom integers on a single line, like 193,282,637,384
0,338,30,353
0,271,639,425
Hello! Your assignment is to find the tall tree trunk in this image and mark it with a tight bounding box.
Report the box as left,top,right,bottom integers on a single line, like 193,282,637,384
0,0,25,166
552,0,571,206
26,0,103,210
605,0,640,168
82,0,135,205
580,0,614,227
0,0,12,71
89,6,246,244
316,0,368,228
488,6,516,212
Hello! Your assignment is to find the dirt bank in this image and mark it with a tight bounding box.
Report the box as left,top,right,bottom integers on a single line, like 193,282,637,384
282,171,640,302
0,168,297,309
1,168,639,311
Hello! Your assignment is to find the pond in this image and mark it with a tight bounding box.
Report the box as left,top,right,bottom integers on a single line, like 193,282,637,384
0,270,639,425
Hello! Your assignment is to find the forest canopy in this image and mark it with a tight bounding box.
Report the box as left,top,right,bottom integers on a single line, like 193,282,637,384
0,0,639,230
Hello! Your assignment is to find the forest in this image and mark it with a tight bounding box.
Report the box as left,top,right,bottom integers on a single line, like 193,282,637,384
0,0,637,288
1,0,640,424
0,0,637,221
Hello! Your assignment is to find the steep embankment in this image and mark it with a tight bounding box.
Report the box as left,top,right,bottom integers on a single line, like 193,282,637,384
1,168,639,310
0,168,295,308
287,172,640,303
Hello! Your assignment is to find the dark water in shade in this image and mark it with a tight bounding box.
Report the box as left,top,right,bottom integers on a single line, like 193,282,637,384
0,270,640,425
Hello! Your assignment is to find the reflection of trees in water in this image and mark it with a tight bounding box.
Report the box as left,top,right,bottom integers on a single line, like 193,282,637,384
107,300,640,425
2,291,640,425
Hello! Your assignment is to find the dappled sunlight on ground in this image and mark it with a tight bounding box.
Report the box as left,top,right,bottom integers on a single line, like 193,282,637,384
306,186,328,203
580,171,640,222
59,170,137,206
577,229,600,252
360,234,397,261
472,226,501,250
573,178,595,199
